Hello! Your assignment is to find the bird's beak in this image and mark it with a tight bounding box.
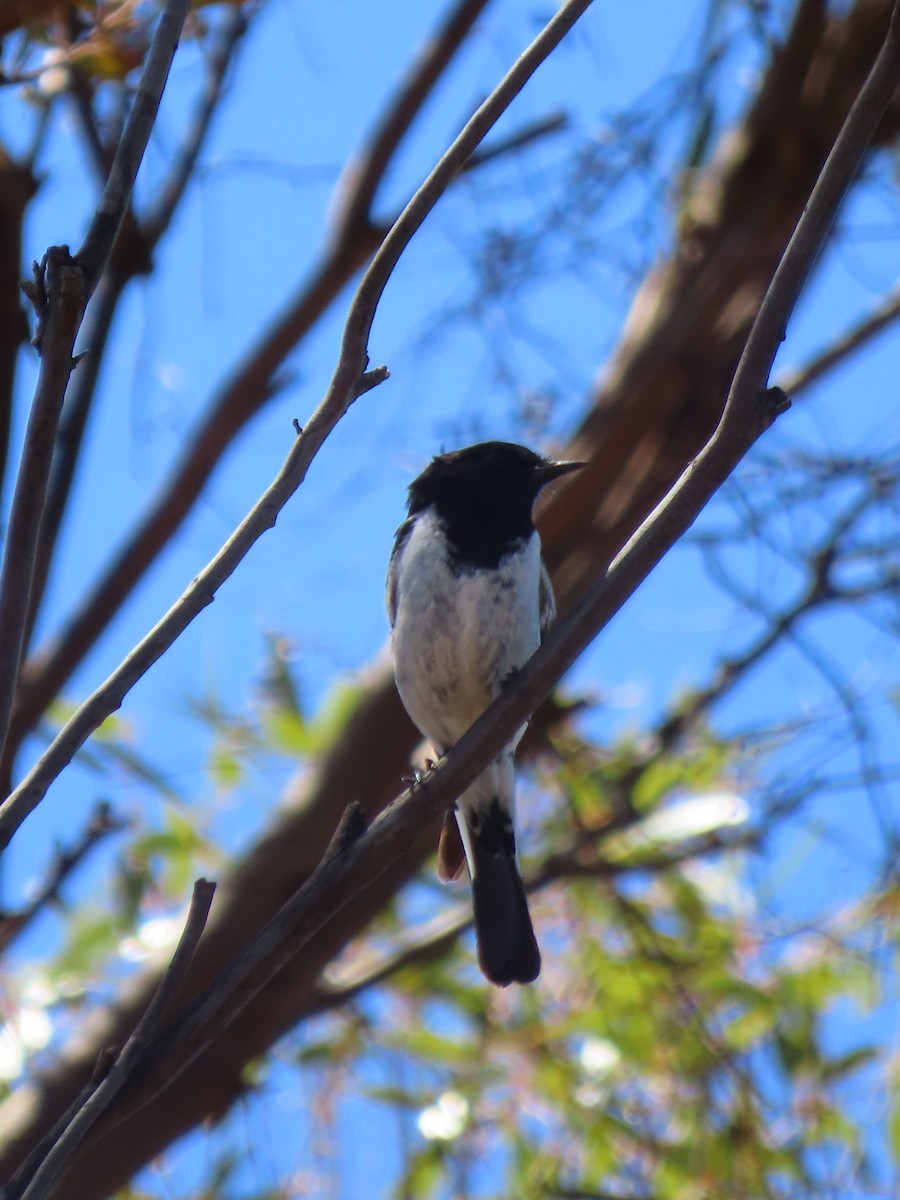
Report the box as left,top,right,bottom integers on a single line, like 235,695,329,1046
534,458,587,485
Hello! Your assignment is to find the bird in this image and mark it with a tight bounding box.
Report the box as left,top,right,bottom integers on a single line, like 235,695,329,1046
386,440,585,986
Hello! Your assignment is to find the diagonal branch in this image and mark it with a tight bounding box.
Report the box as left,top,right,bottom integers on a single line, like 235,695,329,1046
6,0,503,771
0,0,191,772
143,6,248,245
0,0,598,846
0,800,128,956
76,0,190,293
329,0,493,243
22,8,248,661
12,879,215,1200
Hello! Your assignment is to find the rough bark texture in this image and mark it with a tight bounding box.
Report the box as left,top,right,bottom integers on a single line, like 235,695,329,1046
1,1,898,1196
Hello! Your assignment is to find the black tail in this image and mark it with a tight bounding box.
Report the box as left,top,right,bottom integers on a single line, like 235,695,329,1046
467,807,541,986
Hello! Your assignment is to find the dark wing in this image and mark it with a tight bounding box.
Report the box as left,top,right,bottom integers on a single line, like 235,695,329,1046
538,558,556,635
385,516,415,628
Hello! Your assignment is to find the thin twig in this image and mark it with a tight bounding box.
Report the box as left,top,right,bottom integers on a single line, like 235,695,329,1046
15,879,215,1200
0,0,599,847
8,0,508,763
0,249,84,772
0,800,128,956
777,283,900,398
144,7,248,245
0,0,191,774
77,0,190,291
23,10,246,660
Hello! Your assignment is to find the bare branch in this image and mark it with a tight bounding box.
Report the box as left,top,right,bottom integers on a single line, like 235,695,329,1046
0,0,598,846
777,283,900,398
0,0,191,772
76,0,190,292
0,248,84,771
0,148,37,507
22,270,130,657
8,0,510,765
0,800,128,956
22,12,246,661
329,0,492,243
143,7,248,245
13,879,215,1200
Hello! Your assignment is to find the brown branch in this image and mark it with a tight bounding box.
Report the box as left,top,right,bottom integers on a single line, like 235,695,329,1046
492,0,900,780
0,148,37,508
21,269,131,658
105,782,758,1119
0,0,191,772
13,878,215,1200
6,0,502,771
0,0,598,848
220,0,900,1030
0,4,896,1191
328,0,493,243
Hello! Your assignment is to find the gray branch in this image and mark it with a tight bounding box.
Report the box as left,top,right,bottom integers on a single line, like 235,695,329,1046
0,0,599,848
14,879,215,1200
0,0,191,773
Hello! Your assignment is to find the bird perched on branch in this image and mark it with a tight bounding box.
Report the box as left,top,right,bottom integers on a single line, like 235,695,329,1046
386,441,584,985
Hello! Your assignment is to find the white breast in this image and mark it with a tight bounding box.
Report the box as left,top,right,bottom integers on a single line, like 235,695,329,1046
391,509,543,750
